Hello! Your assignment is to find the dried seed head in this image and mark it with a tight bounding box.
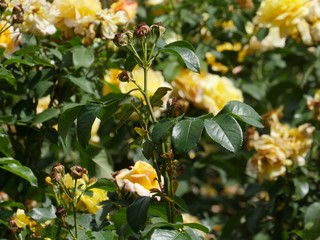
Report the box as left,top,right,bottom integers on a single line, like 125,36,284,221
151,22,166,38
134,22,150,38
50,162,65,183
55,206,67,219
113,29,133,47
117,70,132,82
70,165,88,179
0,0,8,11
12,5,24,24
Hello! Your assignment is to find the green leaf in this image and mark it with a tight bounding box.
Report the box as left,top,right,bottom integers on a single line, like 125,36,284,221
151,229,192,240
173,196,189,212
183,223,209,234
142,139,155,160
32,108,60,126
72,46,95,68
151,119,176,143
77,104,102,147
204,114,243,152
0,200,24,209
67,75,96,95
28,205,56,223
172,119,204,153
124,54,137,71
127,197,151,233
0,159,38,187
150,87,172,107
58,104,84,143
0,67,16,89
184,227,206,240
293,179,309,200
220,101,264,128
159,41,200,73
0,127,12,157
305,202,320,226
0,157,21,165
86,178,117,192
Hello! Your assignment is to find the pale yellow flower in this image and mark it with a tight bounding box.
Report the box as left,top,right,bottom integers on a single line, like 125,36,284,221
172,69,243,115
254,0,311,37
216,42,242,52
90,118,101,143
52,0,101,36
79,188,108,214
96,9,128,40
14,209,37,232
104,67,171,103
36,95,51,114
205,52,229,73
19,0,58,35
247,135,288,181
114,160,160,197
238,27,286,61
246,108,315,181
0,21,21,54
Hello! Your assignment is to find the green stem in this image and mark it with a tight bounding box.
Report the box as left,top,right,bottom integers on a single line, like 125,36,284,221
72,180,78,239
143,67,157,123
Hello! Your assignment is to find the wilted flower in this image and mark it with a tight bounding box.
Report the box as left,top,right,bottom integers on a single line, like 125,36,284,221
0,21,21,54
70,165,88,179
12,5,24,24
254,0,311,37
113,160,160,197
134,22,150,38
172,69,243,115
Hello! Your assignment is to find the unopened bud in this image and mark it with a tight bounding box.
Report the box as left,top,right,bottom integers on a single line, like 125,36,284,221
151,22,166,38
113,29,132,47
56,206,67,219
70,165,88,179
117,70,132,82
12,5,24,24
134,22,150,38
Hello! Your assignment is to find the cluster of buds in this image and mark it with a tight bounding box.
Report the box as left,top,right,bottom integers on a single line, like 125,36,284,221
113,22,166,47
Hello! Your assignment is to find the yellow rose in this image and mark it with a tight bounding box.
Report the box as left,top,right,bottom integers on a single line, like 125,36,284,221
172,69,243,115
79,188,108,214
0,21,21,54
254,0,311,37
114,160,160,197
247,135,288,182
104,67,171,103
52,0,101,33
19,0,58,35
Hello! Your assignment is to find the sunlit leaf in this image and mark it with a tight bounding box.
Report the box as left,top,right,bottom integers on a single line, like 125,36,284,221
220,101,264,128
204,114,243,152
172,119,204,153
159,41,200,73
